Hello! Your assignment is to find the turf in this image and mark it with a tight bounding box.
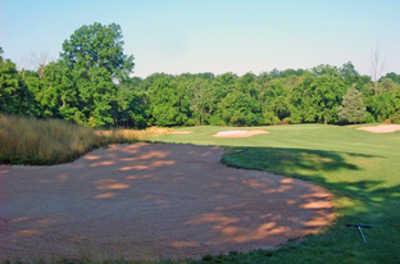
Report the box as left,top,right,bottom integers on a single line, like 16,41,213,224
151,124,400,264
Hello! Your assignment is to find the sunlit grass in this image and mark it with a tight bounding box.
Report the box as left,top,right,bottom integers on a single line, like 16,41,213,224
154,124,400,263
0,115,104,164
0,115,177,165
96,126,175,141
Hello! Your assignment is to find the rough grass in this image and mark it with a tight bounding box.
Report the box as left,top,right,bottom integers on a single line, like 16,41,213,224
0,115,105,164
96,127,175,141
0,115,174,165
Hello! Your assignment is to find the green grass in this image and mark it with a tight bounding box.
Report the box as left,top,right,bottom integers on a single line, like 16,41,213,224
151,124,400,263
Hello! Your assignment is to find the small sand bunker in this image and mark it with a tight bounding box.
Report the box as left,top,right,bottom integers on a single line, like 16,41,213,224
214,129,268,138
358,124,400,134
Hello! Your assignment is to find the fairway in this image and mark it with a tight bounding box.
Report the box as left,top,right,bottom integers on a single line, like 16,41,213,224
150,124,400,263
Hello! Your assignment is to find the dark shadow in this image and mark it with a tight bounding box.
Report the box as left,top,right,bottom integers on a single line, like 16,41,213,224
221,146,397,202
210,146,400,264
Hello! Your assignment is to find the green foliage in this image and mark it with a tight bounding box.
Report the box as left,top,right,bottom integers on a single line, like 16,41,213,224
390,112,400,124
0,55,36,115
112,79,147,128
61,22,134,80
365,79,400,122
1,28,400,128
39,61,77,119
293,65,347,124
187,75,214,125
146,73,191,126
338,87,366,124
59,22,135,127
382,72,400,84
219,91,262,126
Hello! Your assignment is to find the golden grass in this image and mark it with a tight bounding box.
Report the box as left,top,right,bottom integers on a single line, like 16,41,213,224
0,115,104,164
0,115,180,165
96,127,174,141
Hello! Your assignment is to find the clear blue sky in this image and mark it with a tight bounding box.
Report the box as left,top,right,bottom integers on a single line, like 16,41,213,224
1,0,399,77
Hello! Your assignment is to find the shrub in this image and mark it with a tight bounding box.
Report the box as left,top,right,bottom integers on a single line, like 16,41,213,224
390,112,400,124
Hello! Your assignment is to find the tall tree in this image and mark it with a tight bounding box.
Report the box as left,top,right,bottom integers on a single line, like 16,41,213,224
60,22,135,127
0,49,36,115
146,74,191,126
219,91,262,126
338,87,367,124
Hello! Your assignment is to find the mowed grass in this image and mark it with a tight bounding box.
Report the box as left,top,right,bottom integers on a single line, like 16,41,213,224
152,125,400,263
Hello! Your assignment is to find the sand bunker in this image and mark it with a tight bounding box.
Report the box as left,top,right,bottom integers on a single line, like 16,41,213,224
0,143,333,261
357,124,400,133
214,129,268,138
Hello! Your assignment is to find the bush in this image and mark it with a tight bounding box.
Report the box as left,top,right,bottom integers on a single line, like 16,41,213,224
390,112,400,124
263,111,280,125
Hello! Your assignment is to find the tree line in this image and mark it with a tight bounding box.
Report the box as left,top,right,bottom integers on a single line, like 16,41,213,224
1,22,400,128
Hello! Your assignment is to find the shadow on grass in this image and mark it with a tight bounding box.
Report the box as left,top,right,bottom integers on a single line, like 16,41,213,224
205,146,400,264
221,147,398,200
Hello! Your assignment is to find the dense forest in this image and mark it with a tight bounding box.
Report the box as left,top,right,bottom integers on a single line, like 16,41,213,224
1,22,400,128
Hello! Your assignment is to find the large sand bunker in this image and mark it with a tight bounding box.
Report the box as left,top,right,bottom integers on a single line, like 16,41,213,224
214,129,268,138
357,124,400,133
0,143,334,261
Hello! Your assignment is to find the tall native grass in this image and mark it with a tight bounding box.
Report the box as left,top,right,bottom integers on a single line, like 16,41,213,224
96,127,175,141
0,115,105,164
0,115,179,165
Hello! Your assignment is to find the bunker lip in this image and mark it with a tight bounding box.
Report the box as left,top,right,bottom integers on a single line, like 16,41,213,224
357,124,400,133
0,143,334,261
214,129,269,138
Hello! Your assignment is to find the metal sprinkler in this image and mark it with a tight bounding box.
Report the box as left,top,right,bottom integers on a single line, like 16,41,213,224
345,223,373,243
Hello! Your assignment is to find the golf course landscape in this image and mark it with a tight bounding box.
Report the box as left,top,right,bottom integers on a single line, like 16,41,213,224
2,1,400,263
1,120,399,263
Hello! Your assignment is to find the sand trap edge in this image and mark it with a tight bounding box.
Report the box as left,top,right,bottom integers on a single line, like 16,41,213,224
357,124,400,134
213,130,269,138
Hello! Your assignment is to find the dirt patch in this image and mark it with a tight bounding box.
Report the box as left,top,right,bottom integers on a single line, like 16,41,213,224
0,143,334,261
357,124,400,133
214,130,268,138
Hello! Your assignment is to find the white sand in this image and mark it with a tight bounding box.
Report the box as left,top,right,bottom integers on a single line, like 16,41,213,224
357,124,400,133
214,129,268,138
